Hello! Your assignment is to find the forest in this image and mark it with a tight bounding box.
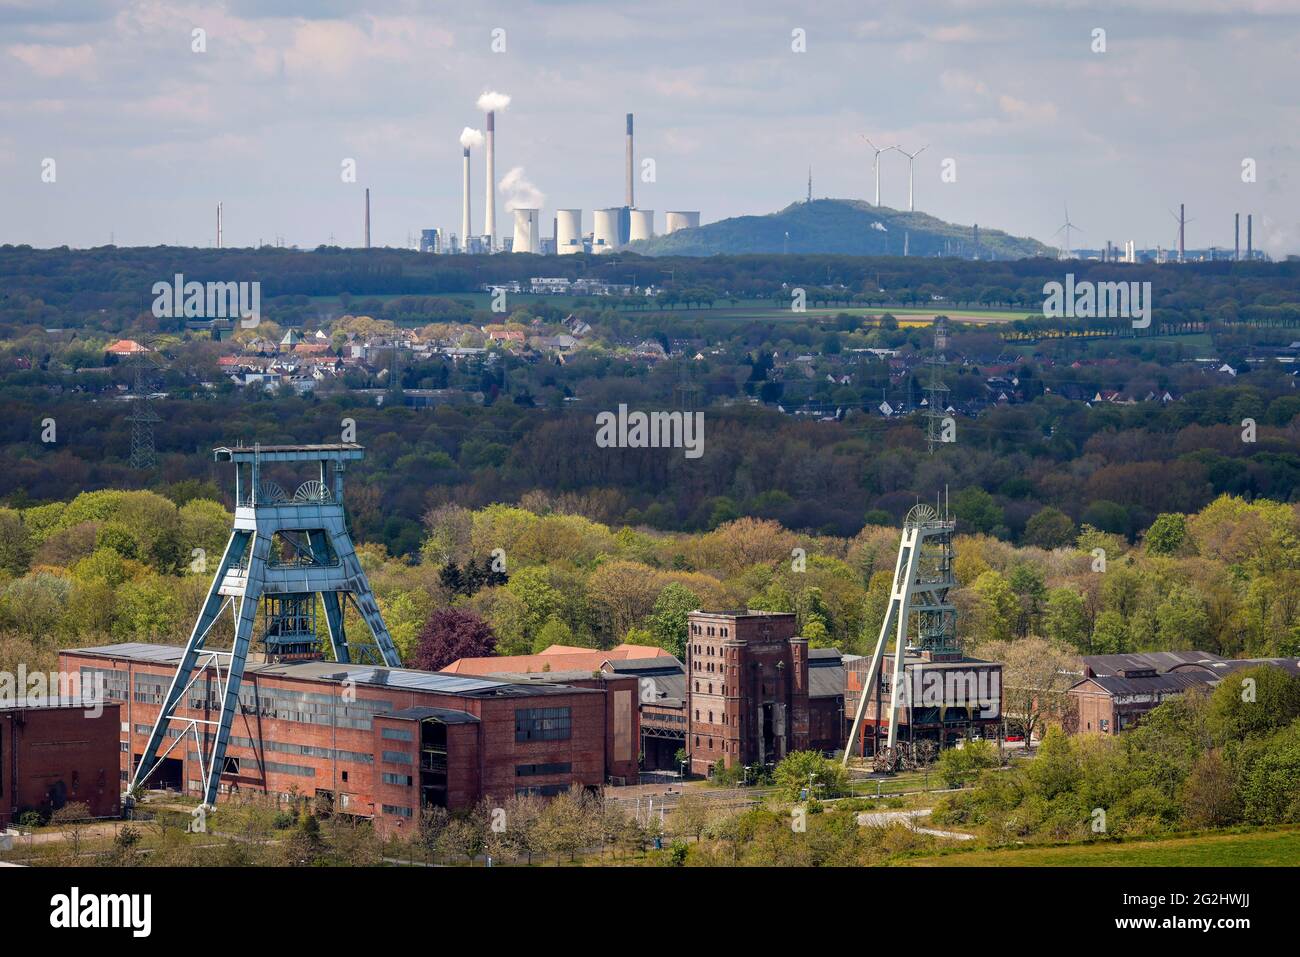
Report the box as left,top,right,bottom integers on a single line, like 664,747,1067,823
2,488,1296,680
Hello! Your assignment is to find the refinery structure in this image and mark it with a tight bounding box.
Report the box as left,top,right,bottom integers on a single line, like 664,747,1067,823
423,96,698,257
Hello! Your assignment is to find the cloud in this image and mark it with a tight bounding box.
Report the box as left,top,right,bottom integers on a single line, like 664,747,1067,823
7,42,94,77
997,94,1058,124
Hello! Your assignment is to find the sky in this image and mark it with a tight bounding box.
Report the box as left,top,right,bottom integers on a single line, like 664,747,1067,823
2,0,1298,255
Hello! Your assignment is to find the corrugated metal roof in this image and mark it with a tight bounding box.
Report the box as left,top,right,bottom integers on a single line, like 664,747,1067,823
1080,671,1215,696
67,643,590,697
386,706,480,724
1083,651,1224,677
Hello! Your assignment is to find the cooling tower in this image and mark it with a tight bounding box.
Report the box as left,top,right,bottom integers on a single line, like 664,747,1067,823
556,209,583,255
592,208,620,254
665,210,700,234
461,147,471,253
629,209,654,242
484,111,496,251
512,208,540,254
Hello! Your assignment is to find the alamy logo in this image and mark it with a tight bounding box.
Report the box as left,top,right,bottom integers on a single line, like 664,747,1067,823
151,273,260,327
50,888,152,937
595,404,704,459
0,667,105,718
896,665,1001,718
1042,273,1152,329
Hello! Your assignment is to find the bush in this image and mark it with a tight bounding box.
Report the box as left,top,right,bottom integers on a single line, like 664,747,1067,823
936,740,1000,788
773,750,849,800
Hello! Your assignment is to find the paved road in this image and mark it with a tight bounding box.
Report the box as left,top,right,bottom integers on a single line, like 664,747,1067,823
856,808,975,841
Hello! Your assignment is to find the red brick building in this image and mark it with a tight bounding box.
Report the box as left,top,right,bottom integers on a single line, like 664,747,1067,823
2,701,122,828
686,610,810,775
61,643,637,837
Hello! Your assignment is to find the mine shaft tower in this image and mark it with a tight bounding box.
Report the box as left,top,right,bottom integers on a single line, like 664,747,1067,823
132,443,400,807
842,500,959,766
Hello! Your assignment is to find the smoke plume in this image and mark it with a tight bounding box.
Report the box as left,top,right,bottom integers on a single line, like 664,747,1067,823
459,127,484,150
498,166,545,211
476,90,511,113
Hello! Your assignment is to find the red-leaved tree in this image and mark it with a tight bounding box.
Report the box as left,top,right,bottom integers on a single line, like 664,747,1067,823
411,608,497,671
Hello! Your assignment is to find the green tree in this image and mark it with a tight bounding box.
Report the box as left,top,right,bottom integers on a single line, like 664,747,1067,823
772,750,849,801
1044,587,1089,650
936,740,999,787
1207,664,1300,744
1144,513,1189,556
1023,507,1076,549
952,487,1004,536
646,583,700,659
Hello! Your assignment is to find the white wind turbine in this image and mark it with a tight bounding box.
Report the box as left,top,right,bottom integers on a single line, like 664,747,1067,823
896,144,928,212
861,136,898,207
1054,203,1083,260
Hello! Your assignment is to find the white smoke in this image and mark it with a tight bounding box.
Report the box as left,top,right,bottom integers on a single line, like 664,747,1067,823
459,127,484,150
476,90,511,113
498,166,545,212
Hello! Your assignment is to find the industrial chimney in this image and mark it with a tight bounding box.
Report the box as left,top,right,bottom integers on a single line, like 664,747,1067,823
217,202,222,249
485,111,496,252
1177,203,1185,263
1247,214,1253,260
462,147,472,254
1235,213,1240,262
364,188,371,249
626,113,634,209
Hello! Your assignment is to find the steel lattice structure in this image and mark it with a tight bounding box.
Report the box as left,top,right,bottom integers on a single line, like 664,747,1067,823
131,443,401,808
843,500,958,765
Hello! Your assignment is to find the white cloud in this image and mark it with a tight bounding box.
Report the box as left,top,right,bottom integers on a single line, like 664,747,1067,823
7,42,95,78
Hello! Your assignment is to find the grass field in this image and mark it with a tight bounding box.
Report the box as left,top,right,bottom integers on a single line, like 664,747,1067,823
901,826,1300,867
303,292,1032,324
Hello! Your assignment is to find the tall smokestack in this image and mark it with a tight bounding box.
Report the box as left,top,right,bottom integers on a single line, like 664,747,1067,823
485,111,496,252
462,147,472,253
626,113,634,208
1178,203,1185,262
1247,214,1253,260
1235,213,1240,262
217,202,222,249
364,188,371,249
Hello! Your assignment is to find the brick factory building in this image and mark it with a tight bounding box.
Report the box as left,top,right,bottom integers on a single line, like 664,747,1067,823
685,610,811,776
60,643,638,837
1,701,122,828
445,650,678,773
1069,652,1300,734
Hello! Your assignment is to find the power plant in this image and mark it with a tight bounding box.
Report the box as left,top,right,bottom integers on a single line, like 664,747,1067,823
629,209,655,242
592,208,620,254
512,207,540,254
665,210,700,234
555,208,583,254
432,103,693,255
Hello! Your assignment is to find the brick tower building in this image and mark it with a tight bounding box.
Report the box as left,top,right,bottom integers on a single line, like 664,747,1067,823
685,610,810,776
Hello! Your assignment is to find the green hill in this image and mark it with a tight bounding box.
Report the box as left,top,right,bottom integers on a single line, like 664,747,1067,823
629,199,1054,259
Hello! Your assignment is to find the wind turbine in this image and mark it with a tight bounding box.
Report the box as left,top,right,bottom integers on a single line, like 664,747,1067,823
861,136,898,207
896,144,928,212
1053,204,1083,260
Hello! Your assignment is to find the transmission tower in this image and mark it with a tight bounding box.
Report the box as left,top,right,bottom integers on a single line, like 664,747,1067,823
673,355,703,412
924,317,950,454
128,362,161,471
